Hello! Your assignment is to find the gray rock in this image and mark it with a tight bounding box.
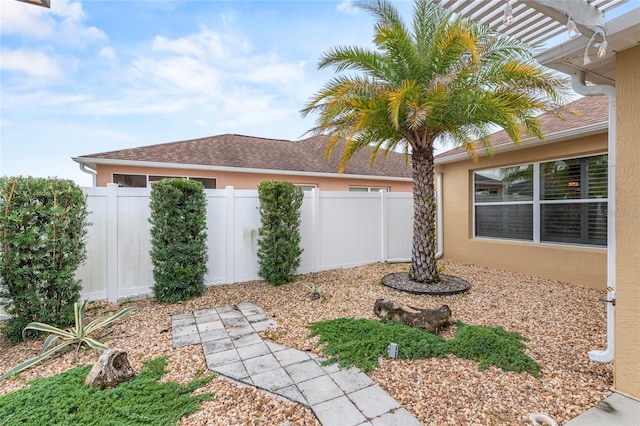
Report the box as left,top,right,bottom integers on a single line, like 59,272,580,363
85,348,136,389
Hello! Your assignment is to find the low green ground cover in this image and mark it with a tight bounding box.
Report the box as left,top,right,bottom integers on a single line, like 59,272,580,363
307,318,540,377
0,357,213,425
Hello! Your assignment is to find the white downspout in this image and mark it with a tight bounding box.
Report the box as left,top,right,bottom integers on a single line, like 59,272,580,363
571,70,615,363
436,170,444,259
79,163,97,187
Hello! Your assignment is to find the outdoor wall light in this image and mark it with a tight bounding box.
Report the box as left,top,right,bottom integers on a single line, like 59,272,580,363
503,1,513,25
583,29,608,65
598,38,608,58
566,15,579,38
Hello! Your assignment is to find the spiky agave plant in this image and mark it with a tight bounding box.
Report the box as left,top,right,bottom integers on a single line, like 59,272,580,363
0,300,135,381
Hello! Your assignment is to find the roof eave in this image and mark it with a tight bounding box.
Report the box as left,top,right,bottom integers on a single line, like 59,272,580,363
71,157,412,182
535,9,640,85
434,121,608,165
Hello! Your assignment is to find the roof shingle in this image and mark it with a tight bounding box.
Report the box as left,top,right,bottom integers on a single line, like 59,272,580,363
78,134,412,178
436,95,609,161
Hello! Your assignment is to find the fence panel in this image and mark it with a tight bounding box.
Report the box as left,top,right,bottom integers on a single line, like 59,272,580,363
77,187,108,301
385,192,414,261
317,191,384,270
1,185,413,317
230,189,261,284
115,188,154,299
203,189,230,286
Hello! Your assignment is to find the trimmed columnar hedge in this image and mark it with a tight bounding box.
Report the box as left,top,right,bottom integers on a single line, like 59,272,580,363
257,181,304,286
0,177,89,343
149,178,208,302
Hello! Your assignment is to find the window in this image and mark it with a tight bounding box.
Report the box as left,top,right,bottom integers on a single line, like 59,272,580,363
189,177,216,189
113,174,216,189
349,186,389,192
474,165,534,240
295,184,317,191
473,154,607,247
113,173,147,188
539,155,607,245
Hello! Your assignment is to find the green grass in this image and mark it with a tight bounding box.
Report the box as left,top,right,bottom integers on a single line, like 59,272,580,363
447,321,540,377
307,318,540,377
0,357,214,425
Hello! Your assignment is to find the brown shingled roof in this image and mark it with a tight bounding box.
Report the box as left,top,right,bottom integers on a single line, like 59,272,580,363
78,134,412,178
435,95,609,162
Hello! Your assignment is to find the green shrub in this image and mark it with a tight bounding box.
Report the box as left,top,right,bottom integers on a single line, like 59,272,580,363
149,178,208,302
257,181,304,286
307,318,448,371
1,300,135,381
0,357,213,425
0,177,89,343
307,318,540,376
447,321,540,377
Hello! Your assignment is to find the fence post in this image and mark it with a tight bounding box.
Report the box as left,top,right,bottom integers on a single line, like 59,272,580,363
106,183,119,302
380,189,388,263
311,188,322,272
225,186,235,284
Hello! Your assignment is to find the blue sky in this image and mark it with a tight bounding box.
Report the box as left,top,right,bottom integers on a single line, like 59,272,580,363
1,0,419,186
1,0,638,187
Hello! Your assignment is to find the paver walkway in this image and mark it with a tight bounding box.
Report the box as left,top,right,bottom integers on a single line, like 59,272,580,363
172,302,422,426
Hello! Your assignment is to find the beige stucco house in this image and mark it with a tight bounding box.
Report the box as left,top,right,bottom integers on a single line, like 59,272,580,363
433,1,639,402
609,41,640,405
435,95,609,290
73,134,412,192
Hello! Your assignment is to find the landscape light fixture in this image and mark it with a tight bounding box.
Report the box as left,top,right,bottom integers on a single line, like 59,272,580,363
503,1,514,25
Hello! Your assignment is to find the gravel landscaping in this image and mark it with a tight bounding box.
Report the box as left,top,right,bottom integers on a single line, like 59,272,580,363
0,259,613,425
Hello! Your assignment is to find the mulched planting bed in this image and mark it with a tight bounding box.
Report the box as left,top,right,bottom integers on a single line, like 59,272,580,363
0,259,613,425
381,272,471,295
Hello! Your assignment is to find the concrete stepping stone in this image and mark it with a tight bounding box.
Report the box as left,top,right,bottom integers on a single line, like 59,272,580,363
171,303,423,426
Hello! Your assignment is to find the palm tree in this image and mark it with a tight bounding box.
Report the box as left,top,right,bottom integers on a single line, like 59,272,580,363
301,0,568,286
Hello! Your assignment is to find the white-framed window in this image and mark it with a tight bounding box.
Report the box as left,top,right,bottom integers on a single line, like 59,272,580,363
113,173,147,188
473,153,608,247
112,174,217,189
295,184,317,191
348,186,390,192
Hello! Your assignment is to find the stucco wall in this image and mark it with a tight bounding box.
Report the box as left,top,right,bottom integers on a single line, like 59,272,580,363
614,44,640,400
436,133,608,289
93,164,413,192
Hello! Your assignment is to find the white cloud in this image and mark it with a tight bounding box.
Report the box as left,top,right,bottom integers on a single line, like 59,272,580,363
3,23,317,141
151,29,240,60
99,46,117,61
74,96,192,116
0,0,106,47
0,49,63,78
0,0,56,38
337,0,359,15
133,56,222,96
1,89,88,113
246,61,305,84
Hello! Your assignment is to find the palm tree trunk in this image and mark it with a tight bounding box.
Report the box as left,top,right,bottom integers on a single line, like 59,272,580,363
409,147,440,284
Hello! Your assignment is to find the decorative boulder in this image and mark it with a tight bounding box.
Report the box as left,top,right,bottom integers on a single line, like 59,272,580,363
373,298,452,334
85,348,135,389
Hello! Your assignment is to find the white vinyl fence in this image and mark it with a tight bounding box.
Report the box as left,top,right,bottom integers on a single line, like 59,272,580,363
1,184,413,317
